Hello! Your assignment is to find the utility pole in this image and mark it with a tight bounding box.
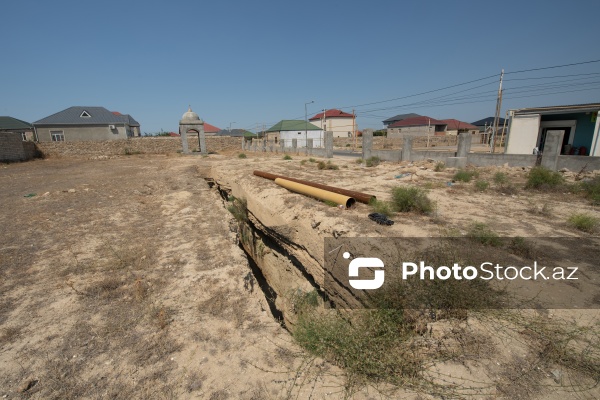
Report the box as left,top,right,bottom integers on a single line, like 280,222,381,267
321,109,326,149
305,100,314,149
499,111,509,151
352,109,356,151
491,69,504,153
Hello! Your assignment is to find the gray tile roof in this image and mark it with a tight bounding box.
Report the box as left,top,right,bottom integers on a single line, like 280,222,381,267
216,129,253,137
472,117,506,126
0,116,32,130
382,113,422,124
34,106,139,126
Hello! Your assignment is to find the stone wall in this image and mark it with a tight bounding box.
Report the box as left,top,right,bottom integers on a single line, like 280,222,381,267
36,136,243,158
334,134,488,150
0,132,38,162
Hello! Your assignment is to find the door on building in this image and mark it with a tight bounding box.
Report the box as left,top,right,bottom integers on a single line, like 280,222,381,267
538,127,571,154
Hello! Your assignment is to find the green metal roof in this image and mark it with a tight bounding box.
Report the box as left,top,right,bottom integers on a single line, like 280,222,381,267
266,120,321,132
0,116,33,130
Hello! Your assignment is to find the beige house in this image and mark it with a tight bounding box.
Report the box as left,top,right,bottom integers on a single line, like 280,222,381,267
309,109,356,138
34,106,140,142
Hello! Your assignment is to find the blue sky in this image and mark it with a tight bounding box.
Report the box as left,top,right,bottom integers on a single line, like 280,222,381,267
2,0,599,133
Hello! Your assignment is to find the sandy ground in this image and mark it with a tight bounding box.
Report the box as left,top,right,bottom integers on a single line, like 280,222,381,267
0,155,359,399
1,152,599,399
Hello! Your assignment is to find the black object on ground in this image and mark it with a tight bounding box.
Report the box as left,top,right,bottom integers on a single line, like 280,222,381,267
368,213,394,226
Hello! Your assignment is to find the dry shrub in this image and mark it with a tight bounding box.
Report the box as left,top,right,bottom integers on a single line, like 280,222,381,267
133,277,148,301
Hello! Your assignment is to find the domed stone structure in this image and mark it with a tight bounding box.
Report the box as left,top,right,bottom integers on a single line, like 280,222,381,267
179,106,206,154
181,107,202,122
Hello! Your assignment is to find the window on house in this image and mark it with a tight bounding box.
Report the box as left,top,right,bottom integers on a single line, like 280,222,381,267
80,110,91,118
21,132,27,141
50,130,65,141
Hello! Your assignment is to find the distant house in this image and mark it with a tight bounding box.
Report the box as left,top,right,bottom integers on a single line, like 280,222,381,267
0,116,34,141
204,122,221,136
440,119,479,135
505,103,600,156
34,106,140,142
382,113,422,127
387,116,447,138
266,120,323,148
309,109,356,138
472,117,507,133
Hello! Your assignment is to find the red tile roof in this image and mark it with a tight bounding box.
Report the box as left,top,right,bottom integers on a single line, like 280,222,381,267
111,111,122,116
388,116,445,128
309,109,354,120
440,119,478,130
204,122,221,133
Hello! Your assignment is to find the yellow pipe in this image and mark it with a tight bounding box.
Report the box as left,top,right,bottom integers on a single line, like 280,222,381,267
274,178,356,208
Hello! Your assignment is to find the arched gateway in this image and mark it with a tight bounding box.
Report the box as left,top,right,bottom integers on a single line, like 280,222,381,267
179,106,206,154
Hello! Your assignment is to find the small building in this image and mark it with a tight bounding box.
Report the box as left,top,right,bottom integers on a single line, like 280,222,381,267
505,103,600,156
387,116,447,138
0,116,34,141
309,109,356,138
266,120,323,148
34,106,140,142
440,119,479,135
382,113,422,127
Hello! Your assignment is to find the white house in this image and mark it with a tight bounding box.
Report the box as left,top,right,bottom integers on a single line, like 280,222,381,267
505,103,600,156
309,109,356,138
266,120,324,148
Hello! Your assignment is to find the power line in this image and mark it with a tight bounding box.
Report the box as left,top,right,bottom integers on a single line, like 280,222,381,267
504,72,600,81
504,59,600,75
242,59,600,130
331,74,499,111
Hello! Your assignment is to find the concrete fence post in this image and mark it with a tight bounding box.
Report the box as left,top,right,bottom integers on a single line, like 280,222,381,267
402,136,413,162
541,130,565,171
262,138,267,152
241,140,246,151
457,132,472,158
269,141,274,153
292,139,297,154
199,128,207,155
306,138,313,156
252,139,257,152
280,140,285,153
325,131,333,158
362,130,373,160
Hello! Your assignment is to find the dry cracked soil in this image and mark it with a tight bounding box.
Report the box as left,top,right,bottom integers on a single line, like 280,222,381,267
1,151,599,399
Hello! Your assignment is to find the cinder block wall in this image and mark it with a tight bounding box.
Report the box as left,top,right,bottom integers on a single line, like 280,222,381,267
0,132,28,162
35,137,243,158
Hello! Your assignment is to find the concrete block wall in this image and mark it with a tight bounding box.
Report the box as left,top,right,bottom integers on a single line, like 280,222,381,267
36,136,243,158
0,132,35,162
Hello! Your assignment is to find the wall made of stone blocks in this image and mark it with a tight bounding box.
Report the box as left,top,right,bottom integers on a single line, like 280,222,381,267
36,136,243,158
0,132,29,162
334,135,482,150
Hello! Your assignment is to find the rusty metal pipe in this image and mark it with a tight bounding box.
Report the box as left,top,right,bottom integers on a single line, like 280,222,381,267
253,170,375,204
274,178,356,208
